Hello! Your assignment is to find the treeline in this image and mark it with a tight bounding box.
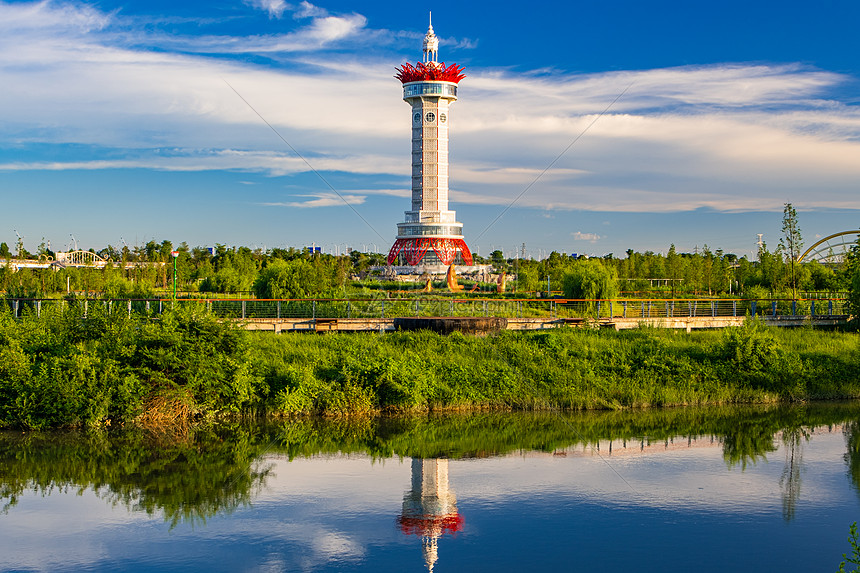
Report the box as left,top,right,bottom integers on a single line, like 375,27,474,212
0,241,382,299
498,244,843,297
2,236,859,303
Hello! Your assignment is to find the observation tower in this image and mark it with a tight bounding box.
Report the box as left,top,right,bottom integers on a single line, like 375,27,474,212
398,457,463,571
387,16,473,268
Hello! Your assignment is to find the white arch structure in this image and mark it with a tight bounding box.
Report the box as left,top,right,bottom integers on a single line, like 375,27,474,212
53,250,109,268
798,231,860,265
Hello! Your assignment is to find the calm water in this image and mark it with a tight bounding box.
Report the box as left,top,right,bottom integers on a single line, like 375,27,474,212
2,404,860,572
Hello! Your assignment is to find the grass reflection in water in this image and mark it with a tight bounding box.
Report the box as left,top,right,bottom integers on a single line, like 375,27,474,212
2,402,860,526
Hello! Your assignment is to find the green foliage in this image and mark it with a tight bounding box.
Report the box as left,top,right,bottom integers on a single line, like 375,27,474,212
0,305,259,428
846,238,860,329
717,319,804,396
199,267,254,294
102,276,154,299
562,260,619,299
781,202,803,298
251,325,859,418
837,522,860,573
252,258,345,299
2,302,859,428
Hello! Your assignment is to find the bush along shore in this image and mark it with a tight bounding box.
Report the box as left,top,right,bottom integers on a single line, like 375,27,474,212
0,306,859,429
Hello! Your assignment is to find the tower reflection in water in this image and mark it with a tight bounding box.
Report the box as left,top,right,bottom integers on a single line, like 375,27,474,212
398,458,463,571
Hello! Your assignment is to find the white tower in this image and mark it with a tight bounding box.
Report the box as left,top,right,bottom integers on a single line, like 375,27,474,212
398,458,463,572
387,16,473,268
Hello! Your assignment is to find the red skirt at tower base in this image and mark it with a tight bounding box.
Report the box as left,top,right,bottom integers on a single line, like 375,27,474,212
387,238,473,266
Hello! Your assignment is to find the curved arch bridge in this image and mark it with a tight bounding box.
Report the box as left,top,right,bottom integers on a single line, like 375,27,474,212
799,230,860,265
3,250,110,271
52,250,109,268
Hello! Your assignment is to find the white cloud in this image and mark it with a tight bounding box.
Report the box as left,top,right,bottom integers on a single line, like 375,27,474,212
0,0,110,34
245,0,292,19
572,232,601,243
263,192,366,208
0,0,859,217
294,1,327,19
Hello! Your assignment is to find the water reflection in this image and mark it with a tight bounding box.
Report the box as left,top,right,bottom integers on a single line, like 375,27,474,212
780,428,809,521
1,402,859,526
0,424,272,525
2,403,860,572
845,420,860,499
398,458,463,572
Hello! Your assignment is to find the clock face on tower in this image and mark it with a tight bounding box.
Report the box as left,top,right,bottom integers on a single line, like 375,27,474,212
425,111,436,123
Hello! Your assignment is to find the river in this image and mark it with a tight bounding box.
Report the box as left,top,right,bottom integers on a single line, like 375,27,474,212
1,403,859,572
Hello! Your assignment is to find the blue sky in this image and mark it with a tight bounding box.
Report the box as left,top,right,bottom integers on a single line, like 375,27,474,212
1,0,859,259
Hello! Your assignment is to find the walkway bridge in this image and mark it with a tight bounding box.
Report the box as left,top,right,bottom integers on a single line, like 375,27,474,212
2,297,850,332
3,250,109,271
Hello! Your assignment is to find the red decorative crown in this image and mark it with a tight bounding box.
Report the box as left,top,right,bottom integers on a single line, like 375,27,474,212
395,62,466,84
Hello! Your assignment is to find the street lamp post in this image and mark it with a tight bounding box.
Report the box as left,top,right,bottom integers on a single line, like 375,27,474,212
171,251,179,304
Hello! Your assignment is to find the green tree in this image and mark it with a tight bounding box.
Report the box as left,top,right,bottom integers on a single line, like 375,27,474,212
252,258,339,299
781,203,803,299
562,260,619,300
846,237,860,328
489,250,506,271
515,261,540,293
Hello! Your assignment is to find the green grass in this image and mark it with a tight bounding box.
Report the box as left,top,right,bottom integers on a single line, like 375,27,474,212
0,304,858,428
252,319,860,416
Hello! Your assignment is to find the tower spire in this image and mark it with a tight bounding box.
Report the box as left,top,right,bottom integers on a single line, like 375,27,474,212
423,12,438,64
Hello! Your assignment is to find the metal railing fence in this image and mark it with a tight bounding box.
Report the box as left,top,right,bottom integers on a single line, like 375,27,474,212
1,297,849,321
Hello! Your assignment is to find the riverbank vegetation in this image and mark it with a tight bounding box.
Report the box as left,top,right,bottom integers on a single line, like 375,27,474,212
0,304,858,429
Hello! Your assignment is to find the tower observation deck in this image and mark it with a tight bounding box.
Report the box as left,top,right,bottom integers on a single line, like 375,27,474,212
387,17,473,267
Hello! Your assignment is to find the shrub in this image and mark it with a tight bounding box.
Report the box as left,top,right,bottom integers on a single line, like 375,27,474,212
717,318,804,395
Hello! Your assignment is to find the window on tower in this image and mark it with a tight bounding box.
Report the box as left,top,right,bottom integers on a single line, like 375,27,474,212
425,112,436,123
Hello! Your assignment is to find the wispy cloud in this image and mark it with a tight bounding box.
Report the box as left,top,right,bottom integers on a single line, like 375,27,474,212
262,192,366,208
293,1,327,19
